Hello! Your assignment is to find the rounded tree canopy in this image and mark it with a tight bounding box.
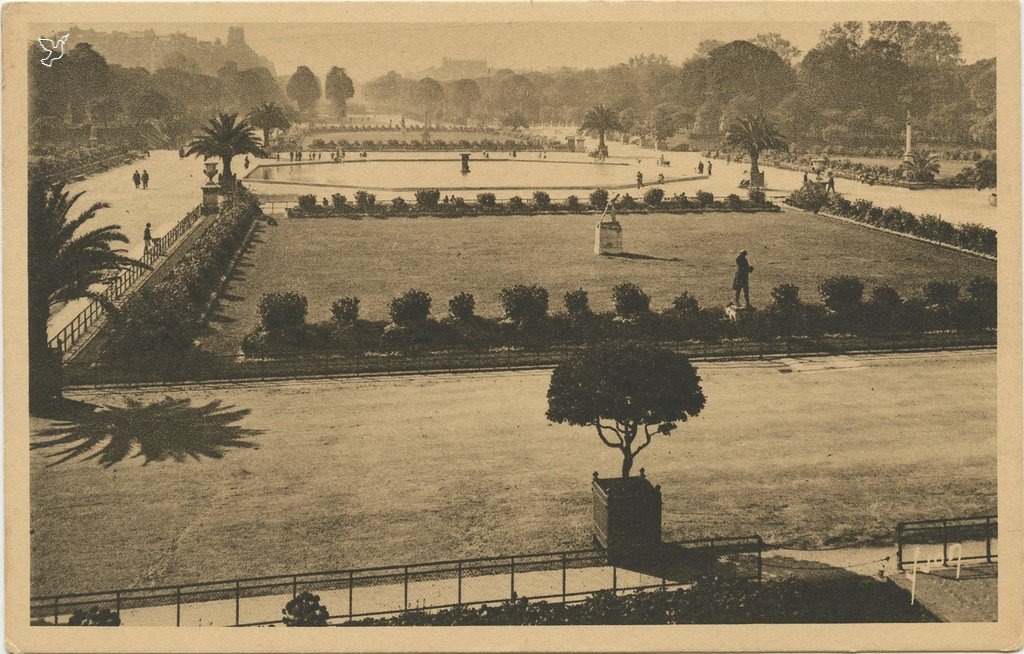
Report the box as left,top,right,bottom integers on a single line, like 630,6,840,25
546,342,705,429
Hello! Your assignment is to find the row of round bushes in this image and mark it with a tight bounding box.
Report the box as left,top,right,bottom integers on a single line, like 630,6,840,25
289,187,772,218
242,275,996,355
105,193,264,359
304,138,559,152
785,183,997,256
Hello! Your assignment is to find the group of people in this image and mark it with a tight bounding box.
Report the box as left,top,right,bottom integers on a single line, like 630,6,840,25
697,160,713,176
131,169,150,189
802,170,837,192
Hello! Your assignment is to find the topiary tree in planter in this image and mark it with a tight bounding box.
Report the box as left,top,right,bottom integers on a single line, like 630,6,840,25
546,342,705,479
547,343,705,553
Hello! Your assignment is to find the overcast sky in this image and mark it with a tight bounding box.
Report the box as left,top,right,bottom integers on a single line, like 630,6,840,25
47,20,996,82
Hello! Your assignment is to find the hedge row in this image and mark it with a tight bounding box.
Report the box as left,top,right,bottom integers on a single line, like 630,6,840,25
307,139,564,152
105,193,263,359
335,576,934,624
287,188,775,219
241,276,996,356
785,183,997,256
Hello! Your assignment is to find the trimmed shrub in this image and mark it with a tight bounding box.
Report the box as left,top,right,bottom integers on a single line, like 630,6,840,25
331,297,360,324
564,289,591,320
725,194,744,210
785,183,830,213
354,190,376,210
670,292,700,315
283,591,329,627
415,188,441,209
391,196,407,211
619,194,637,210
565,195,581,210
695,190,714,207
499,284,549,323
589,188,609,209
922,281,960,307
819,276,864,316
533,191,551,209
643,187,664,207
508,196,526,211
331,193,348,210
389,289,432,327
297,194,318,211
967,276,996,306
870,285,902,311
67,607,121,626
449,292,476,321
476,192,497,208
259,292,308,330
612,282,651,319
748,189,766,204
107,283,200,358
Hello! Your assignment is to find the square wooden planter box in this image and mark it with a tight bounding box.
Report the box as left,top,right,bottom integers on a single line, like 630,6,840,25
592,470,662,556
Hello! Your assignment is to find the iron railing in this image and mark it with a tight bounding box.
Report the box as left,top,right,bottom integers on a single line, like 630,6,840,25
48,206,203,355
896,515,997,570
31,536,763,627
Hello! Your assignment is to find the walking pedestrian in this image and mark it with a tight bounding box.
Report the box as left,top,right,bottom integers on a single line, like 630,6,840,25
244,156,250,169
827,173,836,193
707,161,712,176
132,170,141,189
803,171,809,185
143,222,153,254
636,171,644,189
141,170,149,189
698,161,704,175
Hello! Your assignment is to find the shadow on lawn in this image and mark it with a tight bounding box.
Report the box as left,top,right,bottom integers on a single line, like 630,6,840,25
605,252,683,262
31,397,262,467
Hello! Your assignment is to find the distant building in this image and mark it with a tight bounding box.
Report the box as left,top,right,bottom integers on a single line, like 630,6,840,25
65,25,276,76
410,58,489,81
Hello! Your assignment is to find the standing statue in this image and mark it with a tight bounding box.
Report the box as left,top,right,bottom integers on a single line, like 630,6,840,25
733,250,753,308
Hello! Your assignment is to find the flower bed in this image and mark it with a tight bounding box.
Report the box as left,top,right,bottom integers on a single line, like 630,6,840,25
785,184,996,257
342,577,936,625
285,189,777,219
104,191,265,359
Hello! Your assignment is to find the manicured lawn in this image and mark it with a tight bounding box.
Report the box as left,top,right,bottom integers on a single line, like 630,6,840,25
30,351,995,596
200,208,995,355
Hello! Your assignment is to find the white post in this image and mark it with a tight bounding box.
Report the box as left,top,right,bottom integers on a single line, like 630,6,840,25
903,111,913,162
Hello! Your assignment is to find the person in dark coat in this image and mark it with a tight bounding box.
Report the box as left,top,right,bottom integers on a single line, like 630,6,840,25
827,173,836,193
143,222,153,254
733,250,754,308
707,161,713,175
141,170,149,189
698,161,704,175
132,170,141,189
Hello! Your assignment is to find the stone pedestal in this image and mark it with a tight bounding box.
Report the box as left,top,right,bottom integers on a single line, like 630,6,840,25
595,220,623,255
201,184,221,215
725,303,756,321
749,170,765,188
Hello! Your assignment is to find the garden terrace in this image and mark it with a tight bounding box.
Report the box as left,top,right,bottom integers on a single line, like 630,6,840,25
198,208,995,356
31,351,995,596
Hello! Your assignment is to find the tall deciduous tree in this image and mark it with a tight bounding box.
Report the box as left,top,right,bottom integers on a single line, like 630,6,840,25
451,78,481,124
546,343,706,478
286,66,321,117
324,67,355,118
415,77,445,126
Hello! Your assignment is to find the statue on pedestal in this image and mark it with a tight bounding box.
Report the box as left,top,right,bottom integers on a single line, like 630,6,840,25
594,194,623,255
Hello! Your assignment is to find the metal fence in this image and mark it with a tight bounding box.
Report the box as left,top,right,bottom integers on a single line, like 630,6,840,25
896,515,997,570
31,536,763,627
48,206,203,355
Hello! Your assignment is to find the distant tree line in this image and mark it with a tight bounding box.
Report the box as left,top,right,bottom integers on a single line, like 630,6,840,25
361,22,994,148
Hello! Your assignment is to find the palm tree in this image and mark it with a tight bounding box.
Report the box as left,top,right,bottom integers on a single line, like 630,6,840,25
579,105,623,156
247,102,292,149
28,173,145,410
723,114,788,183
901,149,940,183
184,113,266,186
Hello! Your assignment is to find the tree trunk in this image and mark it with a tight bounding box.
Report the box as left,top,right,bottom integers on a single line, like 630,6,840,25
749,150,760,179
28,298,61,412
263,129,271,149
621,450,634,478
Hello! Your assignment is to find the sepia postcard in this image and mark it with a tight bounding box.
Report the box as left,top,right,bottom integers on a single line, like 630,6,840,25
2,1,1022,651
